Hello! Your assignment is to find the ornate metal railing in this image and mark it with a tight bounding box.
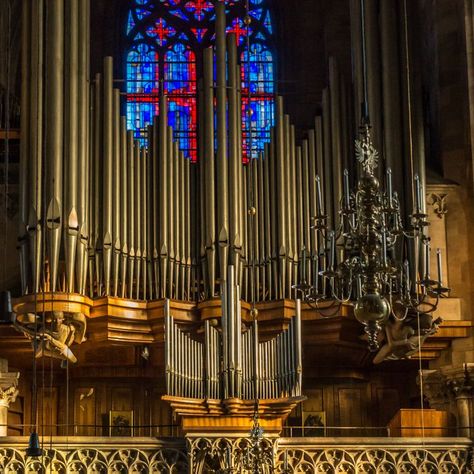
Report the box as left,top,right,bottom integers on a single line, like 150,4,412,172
0,436,472,473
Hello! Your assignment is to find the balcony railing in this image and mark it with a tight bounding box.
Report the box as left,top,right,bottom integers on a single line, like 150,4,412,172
0,435,472,473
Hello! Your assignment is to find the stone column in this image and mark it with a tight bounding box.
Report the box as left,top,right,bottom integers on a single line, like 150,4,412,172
0,359,19,436
422,363,474,437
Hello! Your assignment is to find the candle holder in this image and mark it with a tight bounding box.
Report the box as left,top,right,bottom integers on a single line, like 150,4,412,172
293,122,449,351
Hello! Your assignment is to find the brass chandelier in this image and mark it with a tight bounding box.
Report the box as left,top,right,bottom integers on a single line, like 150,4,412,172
294,0,449,352
295,119,448,351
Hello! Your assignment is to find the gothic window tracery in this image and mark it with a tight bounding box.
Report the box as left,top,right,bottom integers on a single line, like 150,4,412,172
126,0,275,161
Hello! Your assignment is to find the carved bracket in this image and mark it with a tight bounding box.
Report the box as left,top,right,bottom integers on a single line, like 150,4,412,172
427,192,448,219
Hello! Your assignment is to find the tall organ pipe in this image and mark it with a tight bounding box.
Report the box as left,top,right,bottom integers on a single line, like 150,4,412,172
45,0,64,292
158,95,168,298
203,48,216,297
112,89,121,297
135,143,142,300
141,147,148,300
215,2,229,286
127,131,135,299
19,0,30,293
227,34,241,281
64,0,79,294
152,116,160,299
167,128,175,298
102,57,113,296
93,73,103,296
275,97,286,299
120,117,128,298
76,0,90,295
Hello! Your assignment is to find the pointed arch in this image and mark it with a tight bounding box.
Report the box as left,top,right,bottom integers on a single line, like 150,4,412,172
125,0,275,161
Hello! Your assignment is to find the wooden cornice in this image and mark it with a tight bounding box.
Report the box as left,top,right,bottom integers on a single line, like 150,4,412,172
2,293,470,367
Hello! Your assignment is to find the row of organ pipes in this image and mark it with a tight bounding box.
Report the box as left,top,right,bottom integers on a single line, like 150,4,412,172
18,2,426,304
165,266,303,401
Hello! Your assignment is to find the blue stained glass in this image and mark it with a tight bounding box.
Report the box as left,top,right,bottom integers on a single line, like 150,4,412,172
126,45,159,140
184,0,213,21
146,18,176,46
192,28,208,42
241,45,274,158
169,8,189,21
165,44,197,160
135,8,151,20
127,12,135,34
126,0,274,160
263,11,272,33
250,9,262,19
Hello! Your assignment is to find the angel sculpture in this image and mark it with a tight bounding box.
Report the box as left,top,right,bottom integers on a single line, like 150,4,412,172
13,311,87,364
372,313,442,364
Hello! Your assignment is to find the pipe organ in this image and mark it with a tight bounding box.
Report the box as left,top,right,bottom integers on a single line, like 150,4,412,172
165,267,303,402
15,0,429,432
19,1,364,307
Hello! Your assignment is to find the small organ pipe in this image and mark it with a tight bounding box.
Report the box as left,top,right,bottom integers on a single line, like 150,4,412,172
295,299,302,395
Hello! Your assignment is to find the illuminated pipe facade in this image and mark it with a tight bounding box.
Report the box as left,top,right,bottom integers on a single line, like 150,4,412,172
18,4,426,317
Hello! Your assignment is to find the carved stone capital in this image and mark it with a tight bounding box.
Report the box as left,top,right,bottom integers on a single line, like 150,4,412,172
422,364,474,436
420,369,452,410
442,363,474,399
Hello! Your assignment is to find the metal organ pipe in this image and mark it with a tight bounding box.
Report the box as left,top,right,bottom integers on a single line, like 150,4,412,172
215,2,229,287
135,143,142,300
120,117,128,298
44,0,64,293
158,96,169,299
76,0,90,296
112,89,121,297
64,0,79,294
19,0,31,294
102,57,113,296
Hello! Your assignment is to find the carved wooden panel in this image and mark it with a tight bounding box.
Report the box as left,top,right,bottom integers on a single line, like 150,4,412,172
152,390,174,436
375,388,400,427
7,395,24,436
336,387,365,436
38,387,58,436
74,387,96,436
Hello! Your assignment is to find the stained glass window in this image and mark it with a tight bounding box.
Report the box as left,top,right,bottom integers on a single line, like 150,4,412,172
126,0,275,161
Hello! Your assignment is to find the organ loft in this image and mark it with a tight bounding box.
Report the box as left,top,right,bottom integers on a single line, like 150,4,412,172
0,0,472,472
